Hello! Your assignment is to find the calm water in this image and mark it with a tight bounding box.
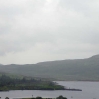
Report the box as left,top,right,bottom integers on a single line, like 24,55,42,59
0,81,99,99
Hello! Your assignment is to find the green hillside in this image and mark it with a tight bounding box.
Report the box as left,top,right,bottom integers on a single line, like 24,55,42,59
0,55,99,81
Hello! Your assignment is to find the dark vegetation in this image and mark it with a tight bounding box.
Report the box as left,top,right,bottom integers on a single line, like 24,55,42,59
56,95,67,99
21,95,67,99
0,75,65,91
0,55,99,81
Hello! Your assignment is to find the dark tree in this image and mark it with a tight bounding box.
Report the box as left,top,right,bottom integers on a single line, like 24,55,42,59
36,96,42,99
56,95,67,99
5,97,9,99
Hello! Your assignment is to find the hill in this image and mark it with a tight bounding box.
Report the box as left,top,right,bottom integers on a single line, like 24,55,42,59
0,55,99,81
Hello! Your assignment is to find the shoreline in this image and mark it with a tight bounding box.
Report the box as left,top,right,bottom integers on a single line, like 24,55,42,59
54,80,99,82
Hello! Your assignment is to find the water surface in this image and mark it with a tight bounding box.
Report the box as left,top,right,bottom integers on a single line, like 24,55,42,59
0,81,99,99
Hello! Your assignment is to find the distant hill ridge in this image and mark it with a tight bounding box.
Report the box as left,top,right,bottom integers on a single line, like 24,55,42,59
0,54,99,81
89,54,99,59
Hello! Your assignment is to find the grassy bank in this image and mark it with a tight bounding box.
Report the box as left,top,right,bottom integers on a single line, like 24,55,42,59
0,75,65,91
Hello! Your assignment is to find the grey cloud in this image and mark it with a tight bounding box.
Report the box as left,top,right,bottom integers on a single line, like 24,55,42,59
59,0,99,16
0,0,99,64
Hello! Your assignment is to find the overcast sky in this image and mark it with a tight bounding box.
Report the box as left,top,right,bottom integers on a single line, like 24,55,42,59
0,0,99,64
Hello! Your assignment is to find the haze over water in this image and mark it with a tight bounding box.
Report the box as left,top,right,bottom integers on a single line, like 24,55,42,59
0,81,99,99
